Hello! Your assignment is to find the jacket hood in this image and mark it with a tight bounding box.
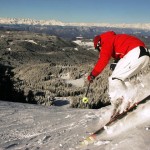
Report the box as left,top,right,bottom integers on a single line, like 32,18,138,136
100,31,116,44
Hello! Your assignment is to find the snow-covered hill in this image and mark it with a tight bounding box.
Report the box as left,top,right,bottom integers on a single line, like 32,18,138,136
0,95,150,150
0,72,150,150
0,17,150,30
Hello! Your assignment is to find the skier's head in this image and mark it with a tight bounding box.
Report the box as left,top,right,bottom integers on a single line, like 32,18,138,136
93,35,101,52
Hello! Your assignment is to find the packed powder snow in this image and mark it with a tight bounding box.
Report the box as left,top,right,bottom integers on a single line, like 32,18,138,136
0,73,149,150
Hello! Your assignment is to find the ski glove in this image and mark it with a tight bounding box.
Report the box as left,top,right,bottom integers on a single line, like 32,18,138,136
87,73,95,83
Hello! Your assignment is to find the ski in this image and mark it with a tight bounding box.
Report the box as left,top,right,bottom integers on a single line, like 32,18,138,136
79,95,150,147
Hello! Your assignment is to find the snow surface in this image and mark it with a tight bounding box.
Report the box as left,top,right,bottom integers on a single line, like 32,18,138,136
73,39,95,51
61,72,85,87
0,95,150,150
24,40,38,45
65,78,84,88
0,72,149,150
73,40,93,47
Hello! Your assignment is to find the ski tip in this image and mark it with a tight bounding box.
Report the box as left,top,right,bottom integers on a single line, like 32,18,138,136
79,134,96,146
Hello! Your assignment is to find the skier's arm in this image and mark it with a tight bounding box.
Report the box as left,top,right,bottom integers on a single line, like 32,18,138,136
91,44,113,77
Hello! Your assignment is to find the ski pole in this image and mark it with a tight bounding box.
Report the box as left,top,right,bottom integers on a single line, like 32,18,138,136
82,82,91,104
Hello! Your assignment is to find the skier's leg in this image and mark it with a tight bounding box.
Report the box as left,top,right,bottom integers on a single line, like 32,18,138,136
108,77,127,117
111,47,149,81
109,47,149,115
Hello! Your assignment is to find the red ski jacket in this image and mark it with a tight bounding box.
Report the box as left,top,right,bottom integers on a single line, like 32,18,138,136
91,31,145,77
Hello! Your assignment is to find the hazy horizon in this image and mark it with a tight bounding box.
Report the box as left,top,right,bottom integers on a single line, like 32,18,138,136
0,0,150,24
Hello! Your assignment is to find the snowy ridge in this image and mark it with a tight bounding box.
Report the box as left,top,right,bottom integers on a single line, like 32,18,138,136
0,17,65,26
0,17,150,30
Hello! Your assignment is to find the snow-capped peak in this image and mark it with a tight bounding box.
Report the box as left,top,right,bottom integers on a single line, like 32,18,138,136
0,17,65,26
0,17,150,30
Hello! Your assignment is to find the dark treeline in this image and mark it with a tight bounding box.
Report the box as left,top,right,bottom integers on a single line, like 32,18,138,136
0,30,149,109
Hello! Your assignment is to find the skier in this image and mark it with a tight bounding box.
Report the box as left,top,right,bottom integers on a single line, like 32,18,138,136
88,31,150,117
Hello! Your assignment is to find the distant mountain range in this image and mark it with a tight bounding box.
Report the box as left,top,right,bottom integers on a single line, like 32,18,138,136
0,17,150,30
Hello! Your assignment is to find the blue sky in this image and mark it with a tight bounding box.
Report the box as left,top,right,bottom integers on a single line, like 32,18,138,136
0,0,150,23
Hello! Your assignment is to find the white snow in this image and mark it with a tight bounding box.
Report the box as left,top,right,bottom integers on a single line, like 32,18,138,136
73,39,94,50
60,72,70,80
0,95,150,150
24,40,38,45
66,77,85,87
103,100,150,137
94,140,110,146
0,72,149,150
60,72,85,87
74,47,79,51
0,35,5,38
1,17,150,30
7,47,11,51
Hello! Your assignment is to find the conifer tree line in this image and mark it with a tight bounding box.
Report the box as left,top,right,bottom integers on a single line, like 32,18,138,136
0,30,149,109
12,62,150,108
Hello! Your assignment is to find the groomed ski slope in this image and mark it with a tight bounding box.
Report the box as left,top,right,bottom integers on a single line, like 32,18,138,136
0,73,149,150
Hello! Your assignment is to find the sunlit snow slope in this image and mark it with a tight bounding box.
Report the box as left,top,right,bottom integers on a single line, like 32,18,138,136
0,73,149,150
